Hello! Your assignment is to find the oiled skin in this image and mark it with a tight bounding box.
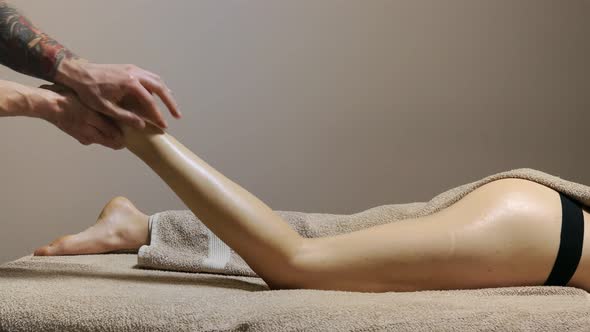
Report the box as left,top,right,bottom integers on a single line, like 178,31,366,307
124,124,304,289
123,124,590,292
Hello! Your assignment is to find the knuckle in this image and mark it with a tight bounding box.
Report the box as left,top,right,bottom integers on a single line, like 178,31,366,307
124,76,137,87
82,132,96,144
79,138,91,146
131,83,144,94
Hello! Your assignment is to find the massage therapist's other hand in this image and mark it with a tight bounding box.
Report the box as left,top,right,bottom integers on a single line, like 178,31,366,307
54,58,181,130
38,84,125,150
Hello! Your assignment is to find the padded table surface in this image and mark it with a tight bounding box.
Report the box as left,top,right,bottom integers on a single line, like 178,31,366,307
1,254,589,331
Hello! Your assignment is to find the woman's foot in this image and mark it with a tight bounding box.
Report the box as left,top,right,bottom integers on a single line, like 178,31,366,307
33,196,150,256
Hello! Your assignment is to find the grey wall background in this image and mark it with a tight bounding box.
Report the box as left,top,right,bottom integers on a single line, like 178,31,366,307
0,0,588,264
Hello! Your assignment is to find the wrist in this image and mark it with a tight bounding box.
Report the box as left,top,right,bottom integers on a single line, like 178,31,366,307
54,57,90,90
28,88,64,122
14,84,65,122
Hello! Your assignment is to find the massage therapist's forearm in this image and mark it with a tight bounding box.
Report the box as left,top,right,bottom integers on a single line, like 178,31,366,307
0,1,77,81
0,81,125,149
123,126,304,285
0,79,54,118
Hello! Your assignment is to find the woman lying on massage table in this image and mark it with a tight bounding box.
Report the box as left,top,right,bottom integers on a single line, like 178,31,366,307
33,91,590,293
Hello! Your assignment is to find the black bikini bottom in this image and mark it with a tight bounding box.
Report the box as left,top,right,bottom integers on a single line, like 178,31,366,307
543,193,585,286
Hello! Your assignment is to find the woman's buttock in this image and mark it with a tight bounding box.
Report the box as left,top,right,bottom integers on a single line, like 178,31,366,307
431,178,588,290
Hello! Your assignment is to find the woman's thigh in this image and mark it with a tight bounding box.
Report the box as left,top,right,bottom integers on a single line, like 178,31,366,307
292,178,566,292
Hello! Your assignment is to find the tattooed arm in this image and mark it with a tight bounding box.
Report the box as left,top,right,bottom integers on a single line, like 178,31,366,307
0,1,75,81
0,1,181,130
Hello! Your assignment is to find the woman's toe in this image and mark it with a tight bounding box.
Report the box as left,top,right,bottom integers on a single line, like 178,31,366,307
34,235,69,256
34,232,110,256
33,245,52,256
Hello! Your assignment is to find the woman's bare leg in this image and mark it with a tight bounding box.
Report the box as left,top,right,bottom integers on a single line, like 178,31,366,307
36,123,308,289
118,124,578,292
122,124,305,289
35,123,586,292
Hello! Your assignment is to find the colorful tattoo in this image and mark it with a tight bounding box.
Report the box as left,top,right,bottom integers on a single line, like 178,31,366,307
0,1,77,81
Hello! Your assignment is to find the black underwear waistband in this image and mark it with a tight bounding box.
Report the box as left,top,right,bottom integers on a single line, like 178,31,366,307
544,193,584,286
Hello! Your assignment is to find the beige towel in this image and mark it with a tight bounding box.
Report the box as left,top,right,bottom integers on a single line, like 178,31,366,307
137,168,590,277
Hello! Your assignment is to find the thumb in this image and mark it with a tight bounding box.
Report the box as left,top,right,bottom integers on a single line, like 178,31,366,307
38,84,73,94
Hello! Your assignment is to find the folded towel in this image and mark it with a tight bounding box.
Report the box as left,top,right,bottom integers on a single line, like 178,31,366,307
137,168,590,277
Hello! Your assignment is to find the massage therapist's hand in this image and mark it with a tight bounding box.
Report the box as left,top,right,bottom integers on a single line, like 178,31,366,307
38,84,125,150
54,58,182,130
